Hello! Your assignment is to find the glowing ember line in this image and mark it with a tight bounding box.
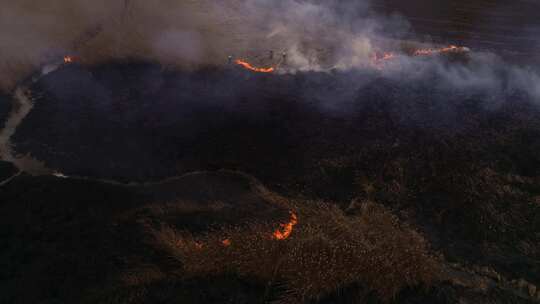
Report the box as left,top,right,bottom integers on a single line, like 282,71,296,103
191,210,298,249
273,211,298,240
413,45,468,56
235,59,275,73
369,44,469,70
379,52,396,61
370,52,397,69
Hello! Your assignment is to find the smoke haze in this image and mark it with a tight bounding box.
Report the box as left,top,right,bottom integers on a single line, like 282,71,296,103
0,0,539,101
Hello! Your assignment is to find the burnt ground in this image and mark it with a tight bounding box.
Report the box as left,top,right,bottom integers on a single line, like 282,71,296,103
0,171,289,304
0,92,11,130
0,161,17,181
1,170,536,304
2,61,540,303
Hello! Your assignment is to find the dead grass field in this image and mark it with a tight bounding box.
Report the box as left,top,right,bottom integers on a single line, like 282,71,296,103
154,192,441,303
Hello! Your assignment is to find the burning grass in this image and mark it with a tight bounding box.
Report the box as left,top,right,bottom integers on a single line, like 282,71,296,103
235,59,275,73
154,199,441,303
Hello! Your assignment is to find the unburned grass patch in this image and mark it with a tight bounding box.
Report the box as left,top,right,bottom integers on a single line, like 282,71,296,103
153,199,441,303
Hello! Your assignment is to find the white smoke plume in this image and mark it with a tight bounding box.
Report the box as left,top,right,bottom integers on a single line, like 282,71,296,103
0,0,409,88
0,0,538,102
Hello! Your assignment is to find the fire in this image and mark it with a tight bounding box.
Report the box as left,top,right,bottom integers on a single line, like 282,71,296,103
273,211,298,240
63,56,73,63
369,44,469,69
235,59,275,73
188,210,298,250
378,52,396,61
370,51,397,69
413,45,468,57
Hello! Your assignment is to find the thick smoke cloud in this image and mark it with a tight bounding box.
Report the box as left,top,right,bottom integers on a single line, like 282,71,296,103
0,0,408,89
0,0,237,90
0,0,539,103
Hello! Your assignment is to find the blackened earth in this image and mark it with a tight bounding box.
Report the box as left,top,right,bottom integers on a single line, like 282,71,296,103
14,62,540,184
2,61,540,303
0,92,11,130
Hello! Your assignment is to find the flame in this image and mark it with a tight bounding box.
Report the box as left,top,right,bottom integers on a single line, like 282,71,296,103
188,210,298,250
413,45,467,57
369,44,468,70
370,52,397,69
235,59,275,73
63,56,73,63
379,52,396,61
273,211,298,240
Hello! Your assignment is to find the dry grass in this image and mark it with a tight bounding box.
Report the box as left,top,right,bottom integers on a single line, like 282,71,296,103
120,266,166,288
154,198,441,303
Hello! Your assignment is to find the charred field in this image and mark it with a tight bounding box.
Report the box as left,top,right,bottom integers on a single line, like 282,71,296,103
0,93,11,129
0,58,539,303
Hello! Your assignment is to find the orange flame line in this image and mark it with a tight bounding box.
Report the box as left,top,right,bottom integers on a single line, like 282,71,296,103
235,59,275,73
273,211,298,240
370,52,397,69
370,44,467,69
192,210,298,249
413,45,461,56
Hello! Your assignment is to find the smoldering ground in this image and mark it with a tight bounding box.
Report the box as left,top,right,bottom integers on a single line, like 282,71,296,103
2,0,540,181
10,53,540,181
3,4,540,304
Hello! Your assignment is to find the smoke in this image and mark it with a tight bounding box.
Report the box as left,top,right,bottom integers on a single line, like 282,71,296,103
0,0,402,89
0,0,119,90
0,0,539,105
151,30,204,64
0,0,238,90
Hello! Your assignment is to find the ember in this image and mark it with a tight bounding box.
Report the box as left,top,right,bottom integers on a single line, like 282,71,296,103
369,44,469,69
413,45,469,56
378,52,396,61
221,239,231,247
63,56,74,63
273,211,298,240
235,59,275,73
371,51,397,68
